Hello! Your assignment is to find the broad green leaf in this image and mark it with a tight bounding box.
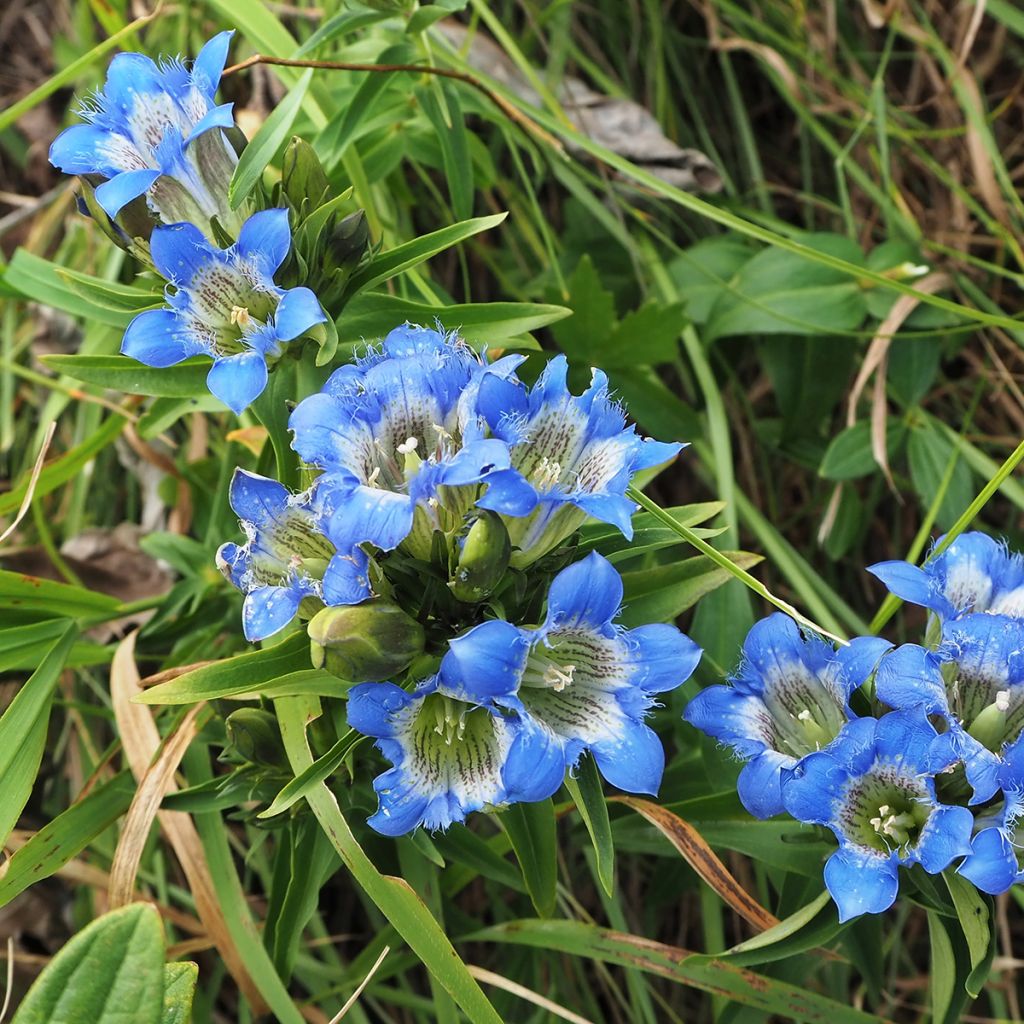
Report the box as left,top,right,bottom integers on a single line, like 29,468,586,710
0,571,121,618
3,250,134,327
469,919,886,1024
705,233,868,341
550,255,616,362
12,904,165,1024
0,772,135,910
138,632,320,704
339,293,567,346
161,963,198,1024
667,236,754,324
275,696,503,1023
944,872,992,997
0,413,128,517
501,799,558,918
344,213,507,296
57,268,162,313
565,755,614,897
229,68,314,208
41,354,212,399
618,552,763,627
907,423,973,531
818,420,905,481
0,625,77,846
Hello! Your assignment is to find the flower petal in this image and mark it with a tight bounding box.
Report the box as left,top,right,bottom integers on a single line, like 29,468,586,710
236,208,292,277
241,585,301,642
207,351,268,414
327,486,414,551
150,220,220,285
629,623,702,693
781,749,849,826
273,286,326,341
440,620,529,704
866,560,945,615
874,643,948,716
824,847,899,922
49,124,114,175
684,685,771,760
228,468,290,525
915,805,974,873
737,749,793,819
503,717,566,802
94,169,161,218
591,717,664,795
544,552,623,631
193,30,234,93
121,308,205,366
959,827,1020,895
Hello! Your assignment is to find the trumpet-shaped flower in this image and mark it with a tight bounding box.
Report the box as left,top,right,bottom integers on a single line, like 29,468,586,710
438,551,701,795
684,614,892,818
48,32,240,232
875,613,1024,804
868,532,1024,622
289,324,521,560
346,678,565,835
959,740,1024,894
122,209,325,414
474,355,684,566
216,469,369,642
782,711,974,922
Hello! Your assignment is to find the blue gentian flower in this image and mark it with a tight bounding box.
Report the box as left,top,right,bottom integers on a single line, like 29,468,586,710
289,324,520,560
217,469,370,642
782,711,974,922
49,32,241,232
122,209,325,414
346,677,565,835
438,551,701,795
474,354,684,566
868,532,1024,622
959,740,1024,894
684,614,892,818
875,613,1024,804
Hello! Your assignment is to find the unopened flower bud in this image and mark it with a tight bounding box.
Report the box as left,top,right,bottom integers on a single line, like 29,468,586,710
327,210,369,274
281,137,330,211
449,511,511,603
225,708,287,768
308,600,425,682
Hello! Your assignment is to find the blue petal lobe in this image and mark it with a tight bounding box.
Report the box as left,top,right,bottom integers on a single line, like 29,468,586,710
242,585,301,642
121,309,203,366
545,552,622,630
824,848,899,922
737,749,792,819
207,352,268,414
629,624,702,693
95,169,161,218
273,287,326,341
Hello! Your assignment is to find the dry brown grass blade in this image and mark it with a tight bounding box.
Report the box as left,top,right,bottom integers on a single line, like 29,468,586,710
612,796,779,932
467,965,595,1024
0,422,55,545
110,632,267,1013
846,271,950,486
108,702,202,907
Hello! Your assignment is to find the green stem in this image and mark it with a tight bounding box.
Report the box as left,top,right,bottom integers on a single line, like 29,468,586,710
626,486,845,644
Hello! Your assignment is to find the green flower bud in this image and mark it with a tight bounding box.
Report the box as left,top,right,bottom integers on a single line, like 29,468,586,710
225,708,287,768
450,511,512,603
281,136,331,212
327,210,369,275
308,600,425,682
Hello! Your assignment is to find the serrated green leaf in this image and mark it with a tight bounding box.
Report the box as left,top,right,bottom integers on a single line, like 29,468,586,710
12,904,165,1024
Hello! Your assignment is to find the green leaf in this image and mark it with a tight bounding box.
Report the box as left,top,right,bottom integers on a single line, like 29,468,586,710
715,890,840,967
819,420,905,481
276,696,503,1023
344,213,507,296
418,81,473,221
230,68,314,208
0,413,128,517
258,729,358,819
501,799,558,917
56,268,162,313
667,236,754,324
0,571,121,618
137,633,322,704
0,625,77,847
598,302,688,366
618,552,763,626
12,904,165,1024
944,872,992,998
0,772,135,910
3,250,135,328
564,755,614,896
339,293,568,346
927,911,959,1024
469,919,887,1024
705,233,869,341
907,423,974,531
161,963,198,1024
550,255,616,361
41,354,212,399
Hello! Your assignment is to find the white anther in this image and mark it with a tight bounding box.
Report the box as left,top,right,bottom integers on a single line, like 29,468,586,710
229,305,251,327
397,436,419,456
996,690,1011,713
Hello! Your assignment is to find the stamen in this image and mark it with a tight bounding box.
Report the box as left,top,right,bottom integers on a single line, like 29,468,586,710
996,690,1011,713
366,467,381,487
397,436,419,456
543,662,576,691
797,709,812,721
230,305,252,328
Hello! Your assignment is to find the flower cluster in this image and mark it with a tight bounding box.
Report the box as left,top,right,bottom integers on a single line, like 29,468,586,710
686,534,1024,921
49,35,697,836
225,324,696,832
